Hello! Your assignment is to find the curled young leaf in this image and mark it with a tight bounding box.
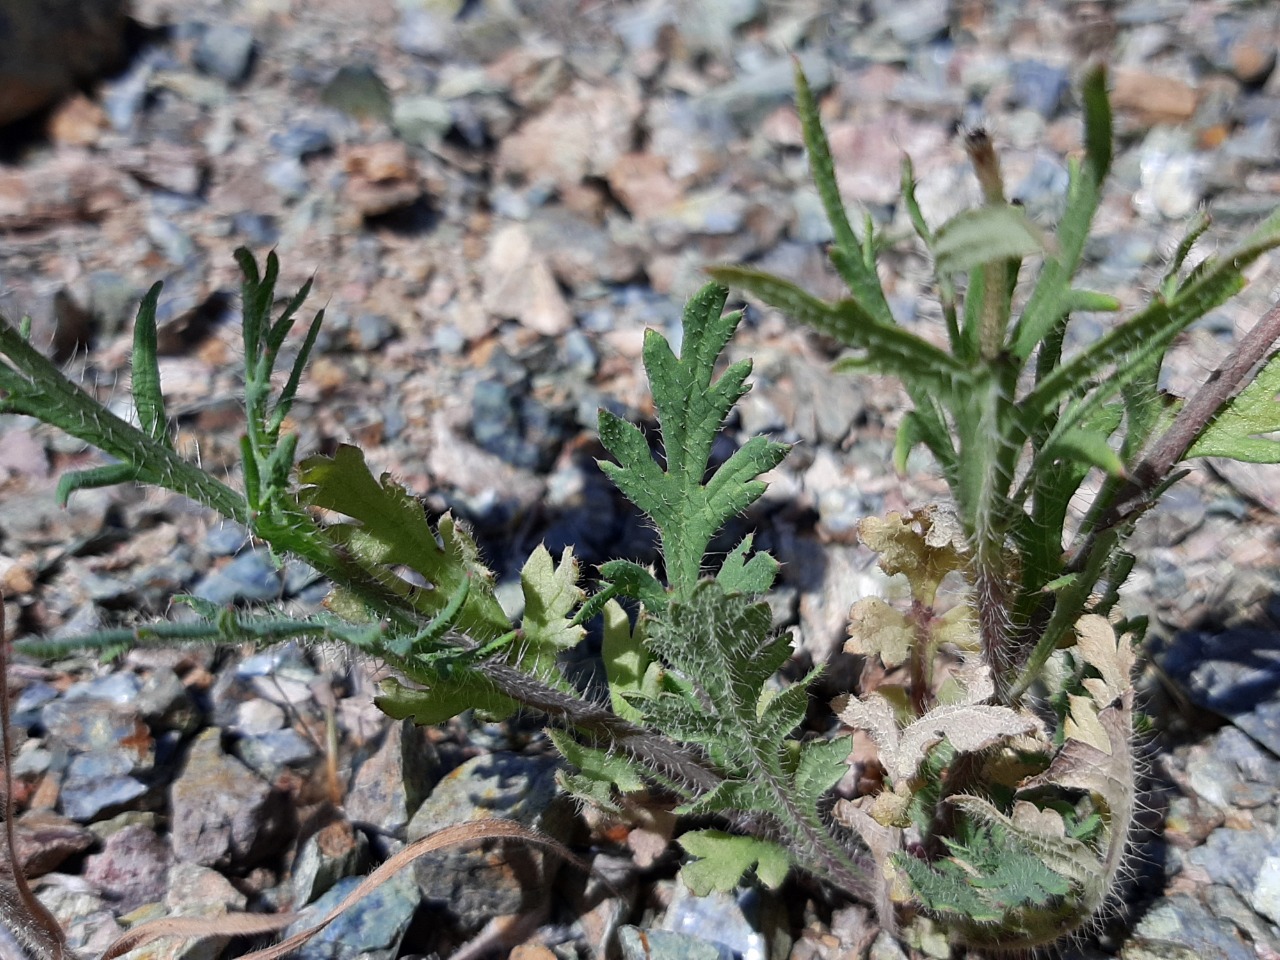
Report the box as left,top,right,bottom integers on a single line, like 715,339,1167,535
845,597,914,667
858,507,968,606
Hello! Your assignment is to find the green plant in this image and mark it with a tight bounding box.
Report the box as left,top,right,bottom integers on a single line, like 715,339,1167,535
3,62,1280,956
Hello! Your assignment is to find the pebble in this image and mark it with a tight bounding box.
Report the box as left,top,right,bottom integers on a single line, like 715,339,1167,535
345,719,442,838
321,65,393,123
619,927,734,960
235,727,319,779
60,751,149,822
193,24,256,85
1157,628,1280,755
1010,61,1070,118
1122,894,1255,960
406,752,569,932
169,728,289,868
290,812,371,907
191,549,283,604
284,870,420,960
82,822,174,913
659,880,769,960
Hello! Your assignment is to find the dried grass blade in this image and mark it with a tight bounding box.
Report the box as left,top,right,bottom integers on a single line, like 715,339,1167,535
99,819,579,960
1,599,68,960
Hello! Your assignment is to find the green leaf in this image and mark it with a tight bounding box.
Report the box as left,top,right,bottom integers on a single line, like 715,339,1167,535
520,544,586,661
131,282,168,444
548,729,650,812
793,61,894,327
1188,351,1280,462
602,598,647,723
1042,425,1125,477
376,674,516,726
678,830,793,895
597,283,788,596
599,559,666,608
716,533,778,594
710,266,968,398
932,206,1049,276
297,444,509,637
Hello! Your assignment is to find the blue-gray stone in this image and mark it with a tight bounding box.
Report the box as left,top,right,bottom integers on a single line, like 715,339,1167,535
1189,827,1280,898
1012,155,1070,223
1184,726,1280,810
61,751,148,822
65,672,141,704
285,871,419,960
236,728,319,778
269,125,334,159
231,210,280,246
205,520,249,556
192,549,283,604
41,698,142,753
1126,893,1256,960
662,881,768,960
1157,628,1280,755
13,681,59,727
193,24,256,84
619,927,734,960
407,753,568,931
266,157,310,200
1010,61,1069,117
355,313,395,351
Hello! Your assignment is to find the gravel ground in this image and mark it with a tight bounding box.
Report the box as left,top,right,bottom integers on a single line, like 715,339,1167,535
3,1,1280,958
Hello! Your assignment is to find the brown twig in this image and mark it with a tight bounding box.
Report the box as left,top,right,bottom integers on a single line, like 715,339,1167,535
1068,297,1280,571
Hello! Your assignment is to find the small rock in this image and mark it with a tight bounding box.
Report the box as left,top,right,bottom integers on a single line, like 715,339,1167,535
83,823,174,914
14,810,95,877
1009,61,1070,118
407,753,569,932
346,719,441,837
35,879,120,955
321,65,392,123
1188,826,1280,926
42,697,147,755
660,879,768,960
284,870,419,960
1183,726,1280,811
1111,68,1198,125
354,313,396,351
193,24,256,85
269,125,334,159
393,95,453,147
236,728,319,780
882,0,949,46
170,728,290,868
497,79,642,190
1122,893,1255,960
231,699,286,737
1157,627,1280,755
1134,128,1205,221
290,812,371,907
483,223,575,335
136,668,199,733
61,751,149,822
192,549,283,604
619,927,733,960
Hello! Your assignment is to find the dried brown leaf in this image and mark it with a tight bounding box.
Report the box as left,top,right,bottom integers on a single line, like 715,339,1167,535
1,600,67,960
